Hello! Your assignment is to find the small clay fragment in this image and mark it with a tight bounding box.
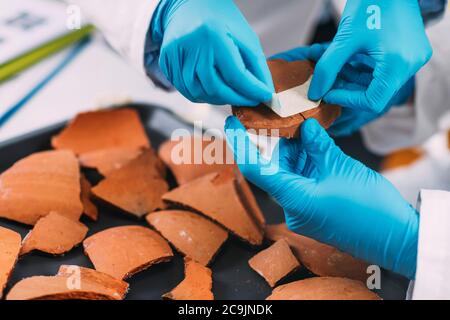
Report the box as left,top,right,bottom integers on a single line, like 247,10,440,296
232,60,341,138
163,258,214,300
0,150,83,225
381,148,423,171
248,239,300,287
163,169,264,245
265,224,369,282
83,226,173,279
80,174,98,221
20,212,88,256
146,210,228,266
448,130,450,150
267,277,381,300
51,108,150,155
6,265,129,300
158,137,236,185
0,227,21,299
79,147,144,176
92,150,168,218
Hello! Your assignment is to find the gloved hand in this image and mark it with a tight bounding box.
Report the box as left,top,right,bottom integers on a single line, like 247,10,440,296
308,0,431,114
271,44,416,136
151,0,274,106
225,116,419,279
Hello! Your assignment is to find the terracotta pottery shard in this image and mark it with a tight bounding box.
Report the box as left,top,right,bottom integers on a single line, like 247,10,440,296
0,227,21,299
83,226,173,280
381,148,424,171
265,224,369,282
232,59,341,138
80,174,98,221
267,277,381,300
146,210,228,266
51,108,150,155
79,147,144,176
0,150,83,225
234,170,266,228
6,265,129,300
20,212,88,256
158,137,266,227
162,170,264,245
158,137,235,185
163,258,214,300
448,130,450,150
91,150,168,218
248,239,300,287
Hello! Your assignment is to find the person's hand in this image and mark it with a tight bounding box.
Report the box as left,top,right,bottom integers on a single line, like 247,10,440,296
271,44,416,136
151,0,273,106
224,116,419,279
308,0,431,114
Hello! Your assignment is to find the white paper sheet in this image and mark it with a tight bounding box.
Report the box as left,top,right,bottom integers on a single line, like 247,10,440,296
0,0,72,64
264,76,321,118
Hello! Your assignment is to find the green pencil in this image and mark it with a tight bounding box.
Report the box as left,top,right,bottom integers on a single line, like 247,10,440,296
0,24,94,83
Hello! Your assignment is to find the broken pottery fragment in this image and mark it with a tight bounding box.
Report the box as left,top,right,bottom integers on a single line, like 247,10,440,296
146,210,228,265
0,150,83,225
163,258,214,300
83,226,173,279
267,277,381,300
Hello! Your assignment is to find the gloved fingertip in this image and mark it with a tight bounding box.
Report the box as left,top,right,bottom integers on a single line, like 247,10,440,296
301,118,321,144
308,76,323,101
224,115,240,131
225,116,250,140
261,86,274,102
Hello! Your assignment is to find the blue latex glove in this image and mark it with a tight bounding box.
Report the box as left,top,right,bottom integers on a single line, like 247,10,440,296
225,116,419,279
151,0,274,106
309,0,431,114
272,44,416,137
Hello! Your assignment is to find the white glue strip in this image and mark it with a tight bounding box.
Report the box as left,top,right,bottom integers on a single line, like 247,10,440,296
264,76,321,118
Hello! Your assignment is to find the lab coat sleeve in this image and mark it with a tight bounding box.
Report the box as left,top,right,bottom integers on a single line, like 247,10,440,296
410,189,450,300
361,11,450,155
419,0,447,24
71,0,161,79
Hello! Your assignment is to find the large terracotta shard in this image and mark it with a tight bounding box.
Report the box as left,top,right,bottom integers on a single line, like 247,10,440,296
83,226,173,279
80,174,98,221
51,108,150,155
159,138,266,227
6,265,129,300
381,148,423,171
0,227,21,299
79,147,144,176
248,239,300,287
232,60,341,138
265,224,369,282
20,212,88,256
267,277,381,300
158,137,235,185
162,170,264,245
92,150,168,218
146,210,228,266
0,150,83,225
163,258,214,300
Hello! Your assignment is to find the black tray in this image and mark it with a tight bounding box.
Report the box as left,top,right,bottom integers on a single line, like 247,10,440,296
0,104,409,300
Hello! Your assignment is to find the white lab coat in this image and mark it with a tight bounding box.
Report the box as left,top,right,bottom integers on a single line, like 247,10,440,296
71,0,450,299
361,11,450,155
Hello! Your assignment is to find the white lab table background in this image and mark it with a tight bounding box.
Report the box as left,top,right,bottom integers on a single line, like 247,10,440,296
0,34,231,143
0,0,333,144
